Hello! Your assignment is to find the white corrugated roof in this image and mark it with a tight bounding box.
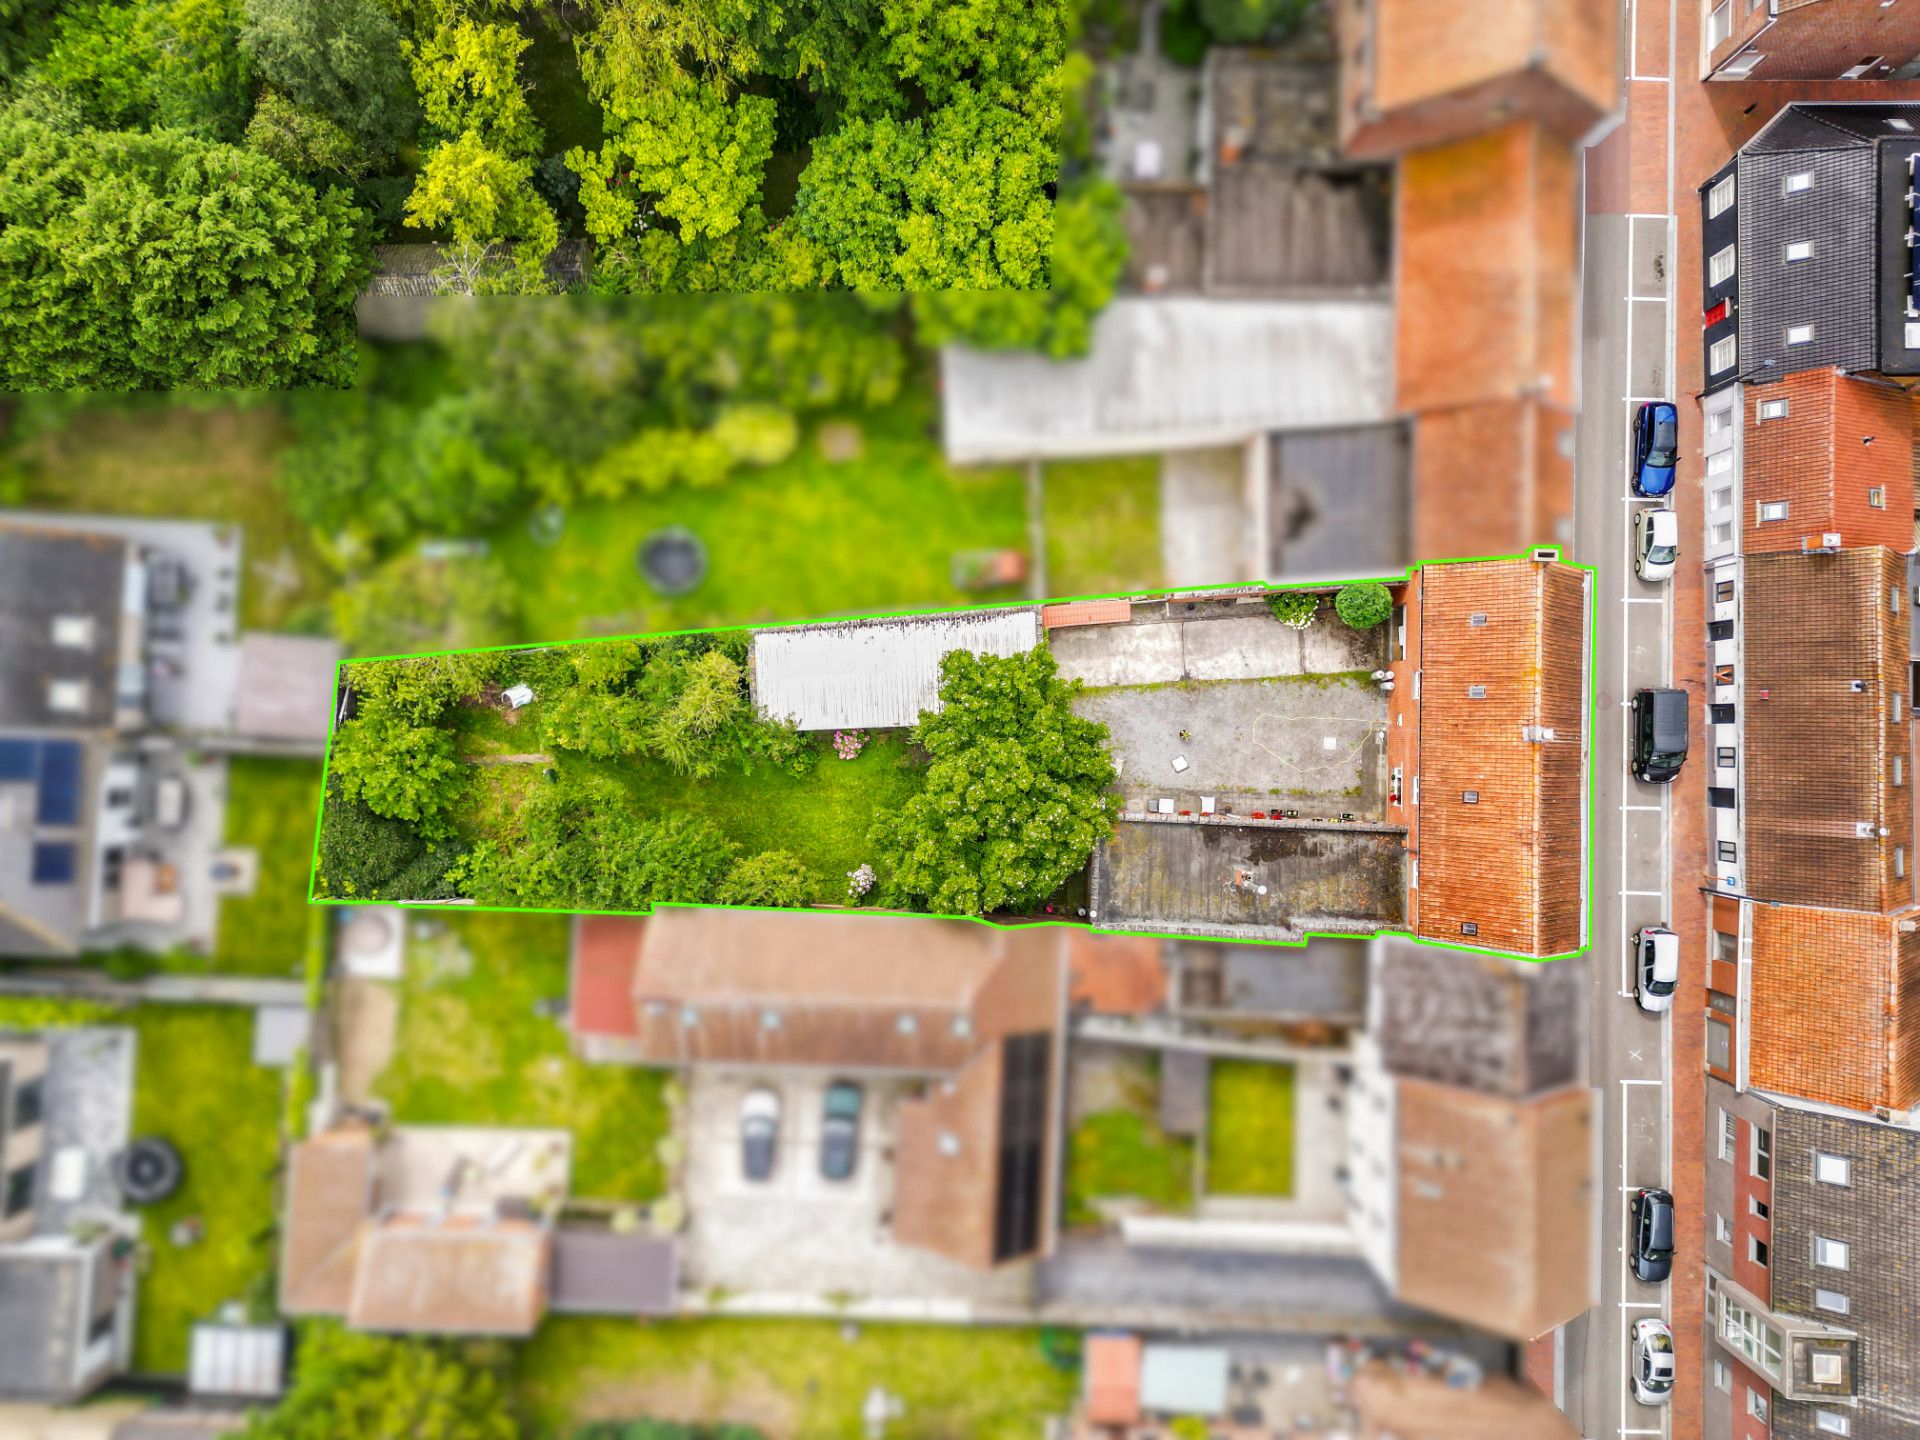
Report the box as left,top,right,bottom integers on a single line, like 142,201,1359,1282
940,297,1396,463
753,609,1040,731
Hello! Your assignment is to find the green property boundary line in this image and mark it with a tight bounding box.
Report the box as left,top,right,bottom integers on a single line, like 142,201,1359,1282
305,550,1601,966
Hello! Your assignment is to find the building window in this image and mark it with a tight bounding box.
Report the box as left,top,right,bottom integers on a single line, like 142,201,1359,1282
1814,1287,1851,1315
1897,756,1906,787
1749,1391,1770,1422
1712,521,1735,548
1711,485,1734,511
1754,1125,1771,1179
1718,746,1737,767
1814,1152,1851,1186
1841,55,1887,79
1716,1212,1733,1243
1750,1195,1770,1220
1712,703,1737,724
1710,619,1735,642
1708,1015,1733,1070
1786,323,1816,345
1715,930,1739,963
1757,398,1789,420
11,1078,42,1130
2,1165,32,1218
46,679,88,714
1709,172,1736,216
1710,245,1737,284
1872,487,1888,509
1816,1412,1853,1436
1722,1295,1785,1376
1467,685,1486,699
1784,240,1816,262
1783,171,1815,195
1716,580,1736,603
1718,841,1739,863
1899,846,1907,880
1460,921,1478,936
1719,1107,1736,1160
1711,335,1738,374
49,615,94,648
1714,1359,1732,1392
1758,501,1788,522
1813,1235,1850,1270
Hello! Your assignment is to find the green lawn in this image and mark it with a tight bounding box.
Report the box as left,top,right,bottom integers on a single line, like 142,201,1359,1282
1063,1109,1195,1226
1043,455,1162,599
564,734,923,905
1205,1060,1296,1197
511,1318,1078,1440
488,391,1029,643
213,758,325,977
0,999,284,1374
371,912,670,1201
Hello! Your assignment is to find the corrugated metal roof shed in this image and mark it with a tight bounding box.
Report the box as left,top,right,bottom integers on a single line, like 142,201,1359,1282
752,609,1040,732
188,1321,285,1398
940,298,1395,463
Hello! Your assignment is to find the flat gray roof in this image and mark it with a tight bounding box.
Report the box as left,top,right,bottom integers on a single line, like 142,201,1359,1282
752,609,1040,732
547,1229,678,1316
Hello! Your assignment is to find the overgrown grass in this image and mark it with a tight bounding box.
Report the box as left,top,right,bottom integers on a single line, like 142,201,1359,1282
371,912,670,1201
1043,455,1162,599
560,735,923,905
1064,1109,1195,1226
510,1317,1078,1440
487,392,1028,643
0,999,283,1375
213,758,325,976
1205,1060,1296,1197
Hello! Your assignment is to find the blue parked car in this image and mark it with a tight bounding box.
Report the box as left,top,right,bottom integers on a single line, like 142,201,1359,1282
1632,401,1679,496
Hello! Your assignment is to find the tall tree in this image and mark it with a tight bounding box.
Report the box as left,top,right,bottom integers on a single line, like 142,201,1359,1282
404,129,558,293
869,647,1118,915
239,1323,517,1440
240,0,417,154
0,113,367,389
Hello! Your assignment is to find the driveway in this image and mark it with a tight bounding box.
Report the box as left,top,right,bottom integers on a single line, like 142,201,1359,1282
678,1070,1033,1312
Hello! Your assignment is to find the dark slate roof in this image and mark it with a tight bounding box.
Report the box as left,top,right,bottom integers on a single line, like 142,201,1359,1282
0,523,127,731
1747,103,1920,153
0,1248,84,1398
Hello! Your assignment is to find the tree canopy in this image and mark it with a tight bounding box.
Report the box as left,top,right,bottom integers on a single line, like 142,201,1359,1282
239,1323,516,1440
870,647,1118,915
239,0,417,154
0,112,366,389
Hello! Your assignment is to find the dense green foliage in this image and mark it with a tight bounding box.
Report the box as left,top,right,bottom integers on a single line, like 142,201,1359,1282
239,1322,517,1440
1334,581,1393,630
0,112,366,389
314,787,463,900
238,0,416,154
573,1423,769,1440
1266,590,1317,628
870,647,1117,915
1195,0,1316,44
910,180,1128,359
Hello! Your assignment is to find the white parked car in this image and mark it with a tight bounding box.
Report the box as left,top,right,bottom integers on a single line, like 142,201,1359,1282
1631,1318,1676,1406
1634,507,1679,582
1634,927,1680,1014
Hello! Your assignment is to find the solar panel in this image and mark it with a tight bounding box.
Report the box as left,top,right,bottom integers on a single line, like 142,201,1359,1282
30,843,75,885
0,739,35,782
34,741,82,826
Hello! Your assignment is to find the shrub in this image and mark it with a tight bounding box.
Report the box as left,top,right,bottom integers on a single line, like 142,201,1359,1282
1334,582,1393,630
717,851,814,907
1266,591,1316,629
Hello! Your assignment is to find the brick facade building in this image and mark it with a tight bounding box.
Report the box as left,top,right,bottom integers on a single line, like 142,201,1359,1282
1703,0,1920,83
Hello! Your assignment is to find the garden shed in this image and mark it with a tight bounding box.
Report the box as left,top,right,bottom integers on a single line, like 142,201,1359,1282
750,607,1042,732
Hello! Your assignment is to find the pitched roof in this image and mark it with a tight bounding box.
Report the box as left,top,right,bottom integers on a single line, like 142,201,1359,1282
1066,932,1167,1015
1082,1333,1143,1425
615,908,1064,1071
570,916,644,1041
278,1129,375,1316
1392,1078,1593,1341
1350,1361,1579,1439
751,608,1040,732
1749,904,1920,1115
1411,559,1589,957
1742,548,1912,912
1738,372,1918,556
347,1217,549,1336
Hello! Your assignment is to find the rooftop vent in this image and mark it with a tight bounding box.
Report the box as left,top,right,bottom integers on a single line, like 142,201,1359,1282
1469,613,1488,627
1851,680,1868,694
1460,922,1479,937
1467,685,1487,699
1803,532,1843,552
1530,547,1559,564
1462,790,1480,804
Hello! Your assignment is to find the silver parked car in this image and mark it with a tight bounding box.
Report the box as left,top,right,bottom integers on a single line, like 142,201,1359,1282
1633,507,1678,582
1631,1318,1675,1406
1634,926,1679,1014
740,1087,780,1183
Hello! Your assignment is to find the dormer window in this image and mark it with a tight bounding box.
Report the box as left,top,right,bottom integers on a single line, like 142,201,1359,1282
46,679,88,714
50,615,94,648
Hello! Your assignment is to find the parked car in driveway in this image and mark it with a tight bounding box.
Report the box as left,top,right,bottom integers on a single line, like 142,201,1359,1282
1633,927,1679,1014
1633,507,1679,582
820,1080,863,1181
1631,1187,1675,1282
1632,401,1679,496
1630,1318,1676,1405
1631,688,1688,784
740,1087,780,1182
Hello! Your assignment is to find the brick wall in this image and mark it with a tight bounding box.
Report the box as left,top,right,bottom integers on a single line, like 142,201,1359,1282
1741,372,1916,555
1732,1113,1774,1300
1708,0,1920,82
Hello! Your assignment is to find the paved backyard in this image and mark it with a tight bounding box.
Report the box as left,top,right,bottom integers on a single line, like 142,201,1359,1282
1053,605,1385,690
1077,675,1388,817
1091,821,1405,941
678,1069,1032,1314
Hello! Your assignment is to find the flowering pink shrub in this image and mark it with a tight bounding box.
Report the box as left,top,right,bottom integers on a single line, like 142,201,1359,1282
832,729,868,760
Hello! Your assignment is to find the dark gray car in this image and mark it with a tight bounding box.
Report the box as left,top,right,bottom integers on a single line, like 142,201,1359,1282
820,1080,863,1181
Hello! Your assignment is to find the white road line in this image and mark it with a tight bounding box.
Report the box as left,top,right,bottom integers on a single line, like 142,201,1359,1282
1621,1078,1664,1086
1623,890,1663,897
1624,805,1663,812
1624,597,1663,604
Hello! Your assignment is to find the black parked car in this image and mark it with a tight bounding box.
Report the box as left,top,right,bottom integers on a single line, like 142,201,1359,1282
1632,1187,1675,1283
1631,688,1688,784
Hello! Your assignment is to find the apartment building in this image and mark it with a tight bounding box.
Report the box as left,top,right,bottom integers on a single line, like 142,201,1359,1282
1702,0,1920,83
1692,100,1920,1440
